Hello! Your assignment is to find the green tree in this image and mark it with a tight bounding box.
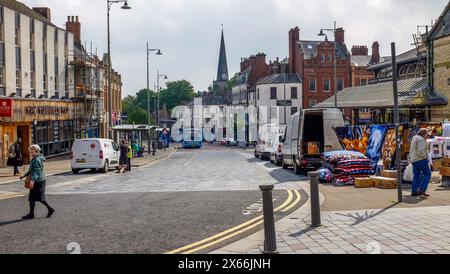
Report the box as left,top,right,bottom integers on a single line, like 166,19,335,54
122,95,153,125
159,80,196,111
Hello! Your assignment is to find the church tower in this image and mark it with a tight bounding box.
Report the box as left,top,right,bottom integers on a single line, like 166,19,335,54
214,27,229,91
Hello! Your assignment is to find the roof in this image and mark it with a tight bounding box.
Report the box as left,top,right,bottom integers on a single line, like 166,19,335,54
0,0,54,26
113,125,156,131
298,40,349,60
235,67,251,85
216,29,229,82
314,77,448,108
255,73,301,85
368,48,425,70
429,2,450,40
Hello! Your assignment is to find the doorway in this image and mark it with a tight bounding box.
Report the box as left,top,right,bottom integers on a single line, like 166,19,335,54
17,125,31,164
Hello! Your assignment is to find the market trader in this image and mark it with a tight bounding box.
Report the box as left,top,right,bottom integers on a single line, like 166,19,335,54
409,128,432,197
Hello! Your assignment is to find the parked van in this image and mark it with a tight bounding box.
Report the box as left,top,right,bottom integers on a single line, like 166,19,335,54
70,138,120,174
282,108,344,174
255,124,286,160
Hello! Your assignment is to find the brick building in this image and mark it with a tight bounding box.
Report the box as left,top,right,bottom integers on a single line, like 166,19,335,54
350,42,383,87
288,26,351,109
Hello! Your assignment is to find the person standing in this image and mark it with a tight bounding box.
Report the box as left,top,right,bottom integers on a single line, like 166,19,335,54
7,138,23,176
409,128,431,197
20,145,55,220
127,141,132,172
117,140,128,173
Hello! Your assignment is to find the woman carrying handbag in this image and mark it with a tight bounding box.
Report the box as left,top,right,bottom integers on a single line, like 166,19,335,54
20,145,55,220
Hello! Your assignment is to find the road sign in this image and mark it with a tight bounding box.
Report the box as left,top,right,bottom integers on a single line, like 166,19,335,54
121,112,128,121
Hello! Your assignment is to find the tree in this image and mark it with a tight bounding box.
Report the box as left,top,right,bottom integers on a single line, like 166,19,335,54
159,80,196,111
122,95,153,125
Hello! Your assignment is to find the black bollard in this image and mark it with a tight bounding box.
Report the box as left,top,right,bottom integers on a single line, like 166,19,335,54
308,171,321,228
259,184,278,254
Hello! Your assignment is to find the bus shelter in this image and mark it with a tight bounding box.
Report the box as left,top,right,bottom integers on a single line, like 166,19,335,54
112,124,157,153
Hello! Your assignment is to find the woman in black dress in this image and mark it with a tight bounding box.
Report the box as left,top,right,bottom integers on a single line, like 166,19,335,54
20,145,55,220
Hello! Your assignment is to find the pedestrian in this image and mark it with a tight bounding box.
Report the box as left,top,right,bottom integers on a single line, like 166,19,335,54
7,138,24,176
409,128,432,197
117,140,128,174
20,145,55,220
127,141,132,172
161,128,169,151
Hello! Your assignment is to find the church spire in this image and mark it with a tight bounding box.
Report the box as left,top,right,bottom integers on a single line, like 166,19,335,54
216,26,229,83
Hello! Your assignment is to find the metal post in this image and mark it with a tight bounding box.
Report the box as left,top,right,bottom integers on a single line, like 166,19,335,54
259,184,277,254
333,20,337,109
157,70,160,127
146,42,151,154
308,171,321,227
391,42,403,203
107,2,112,139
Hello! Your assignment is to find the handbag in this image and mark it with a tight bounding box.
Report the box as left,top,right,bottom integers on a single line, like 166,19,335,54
24,175,34,190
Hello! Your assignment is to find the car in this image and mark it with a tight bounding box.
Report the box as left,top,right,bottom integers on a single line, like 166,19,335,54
70,138,120,174
270,134,284,166
255,124,286,161
221,138,238,147
282,108,344,174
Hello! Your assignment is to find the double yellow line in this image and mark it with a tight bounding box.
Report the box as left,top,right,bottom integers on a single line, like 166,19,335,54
166,189,302,254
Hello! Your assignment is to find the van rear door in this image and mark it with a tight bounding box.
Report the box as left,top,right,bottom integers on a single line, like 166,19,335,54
74,139,101,166
323,109,345,152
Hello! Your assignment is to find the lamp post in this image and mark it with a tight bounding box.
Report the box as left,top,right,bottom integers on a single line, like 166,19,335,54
146,43,162,154
107,0,131,139
318,21,338,108
156,71,168,127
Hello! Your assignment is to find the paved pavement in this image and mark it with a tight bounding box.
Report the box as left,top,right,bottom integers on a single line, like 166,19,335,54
0,146,305,254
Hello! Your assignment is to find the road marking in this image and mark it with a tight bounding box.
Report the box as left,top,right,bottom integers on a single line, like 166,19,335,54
281,190,301,212
166,189,304,254
0,193,25,201
184,154,197,167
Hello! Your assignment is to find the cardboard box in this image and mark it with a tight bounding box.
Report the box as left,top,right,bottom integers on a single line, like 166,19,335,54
439,167,450,177
380,170,398,179
371,176,398,189
433,160,443,171
307,142,321,155
442,157,450,168
354,177,375,188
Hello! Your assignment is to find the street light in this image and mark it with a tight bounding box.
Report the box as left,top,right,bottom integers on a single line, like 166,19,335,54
318,21,338,108
156,71,168,127
146,42,162,154
107,0,131,140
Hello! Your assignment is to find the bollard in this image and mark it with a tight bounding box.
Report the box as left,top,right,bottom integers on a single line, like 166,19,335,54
259,184,278,254
308,171,321,228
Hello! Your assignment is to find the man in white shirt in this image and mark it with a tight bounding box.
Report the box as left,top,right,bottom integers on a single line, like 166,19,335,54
409,128,431,197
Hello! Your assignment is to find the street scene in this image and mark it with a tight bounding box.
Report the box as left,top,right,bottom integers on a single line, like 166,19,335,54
0,0,450,264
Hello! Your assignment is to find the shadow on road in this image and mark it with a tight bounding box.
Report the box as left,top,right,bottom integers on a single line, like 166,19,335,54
0,219,27,227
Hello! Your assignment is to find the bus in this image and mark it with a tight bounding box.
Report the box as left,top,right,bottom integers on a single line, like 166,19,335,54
182,128,203,149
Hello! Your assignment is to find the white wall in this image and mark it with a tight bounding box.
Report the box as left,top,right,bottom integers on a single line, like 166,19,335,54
4,8,15,95
46,24,55,96
34,20,43,97
19,13,30,96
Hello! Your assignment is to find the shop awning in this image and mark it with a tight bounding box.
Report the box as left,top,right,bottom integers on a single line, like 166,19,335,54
314,77,448,109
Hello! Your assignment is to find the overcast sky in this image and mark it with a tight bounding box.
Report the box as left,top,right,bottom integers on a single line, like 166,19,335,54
22,0,448,97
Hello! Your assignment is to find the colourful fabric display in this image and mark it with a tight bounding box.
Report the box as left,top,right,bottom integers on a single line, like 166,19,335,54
318,168,333,184
366,125,389,170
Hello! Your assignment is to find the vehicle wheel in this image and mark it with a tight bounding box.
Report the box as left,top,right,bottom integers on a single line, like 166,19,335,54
101,161,109,174
72,169,80,174
90,168,97,172
282,160,288,169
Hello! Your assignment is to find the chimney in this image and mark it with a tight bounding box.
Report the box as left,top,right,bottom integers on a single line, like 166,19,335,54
370,41,380,64
32,7,51,22
289,26,300,73
335,27,345,44
66,15,81,45
351,45,368,56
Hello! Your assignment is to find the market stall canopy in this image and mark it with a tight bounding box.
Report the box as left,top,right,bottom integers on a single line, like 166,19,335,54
314,77,448,109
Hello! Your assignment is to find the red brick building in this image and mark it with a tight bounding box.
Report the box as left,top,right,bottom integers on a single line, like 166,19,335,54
288,26,351,109
350,42,382,87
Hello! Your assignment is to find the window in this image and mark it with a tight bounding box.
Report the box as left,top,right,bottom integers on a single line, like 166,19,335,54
54,57,59,74
15,47,21,69
324,79,330,92
16,69,21,96
43,54,48,73
15,13,20,46
291,87,298,99
270,87,277,99
328,54,333,63
309,100,316,108
55,75,58,91
337,79,344,91
30,72,36,96
257,88,260,100
291,107,298,115
29,19,34,49
360,79,367,86
309,79,316,92
0,67,5,96
43,74,48,91
321,54,325,63
0,7,4,42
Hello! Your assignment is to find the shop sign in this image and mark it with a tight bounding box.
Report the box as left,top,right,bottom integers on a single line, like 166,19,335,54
25,106,70,115
0,99,13,117
276,100,292,107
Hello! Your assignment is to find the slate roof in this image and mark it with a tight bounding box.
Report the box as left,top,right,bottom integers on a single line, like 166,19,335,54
429,2,450,40
0,0,55,26
255,73,301,85
368,48,425,70
298,40,349,60
314,77,448,108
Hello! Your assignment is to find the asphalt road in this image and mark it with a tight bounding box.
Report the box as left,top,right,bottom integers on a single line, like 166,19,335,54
0,146,308,254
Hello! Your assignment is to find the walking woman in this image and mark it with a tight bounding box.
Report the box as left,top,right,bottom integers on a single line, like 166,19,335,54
20,145,55,220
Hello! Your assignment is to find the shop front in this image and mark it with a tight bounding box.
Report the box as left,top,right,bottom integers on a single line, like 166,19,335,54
0,98,85,167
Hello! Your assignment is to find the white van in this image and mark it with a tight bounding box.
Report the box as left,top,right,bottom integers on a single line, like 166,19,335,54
282,108,344,174
254,124,286,160
70,138,120,174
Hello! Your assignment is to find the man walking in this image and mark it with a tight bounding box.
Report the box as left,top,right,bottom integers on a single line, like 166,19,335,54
127,141,132,172
410,128,431,197
7,138,23,176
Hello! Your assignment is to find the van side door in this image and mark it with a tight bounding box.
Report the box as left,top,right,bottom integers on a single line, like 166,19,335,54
111,141,120,165
291,113,300,163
